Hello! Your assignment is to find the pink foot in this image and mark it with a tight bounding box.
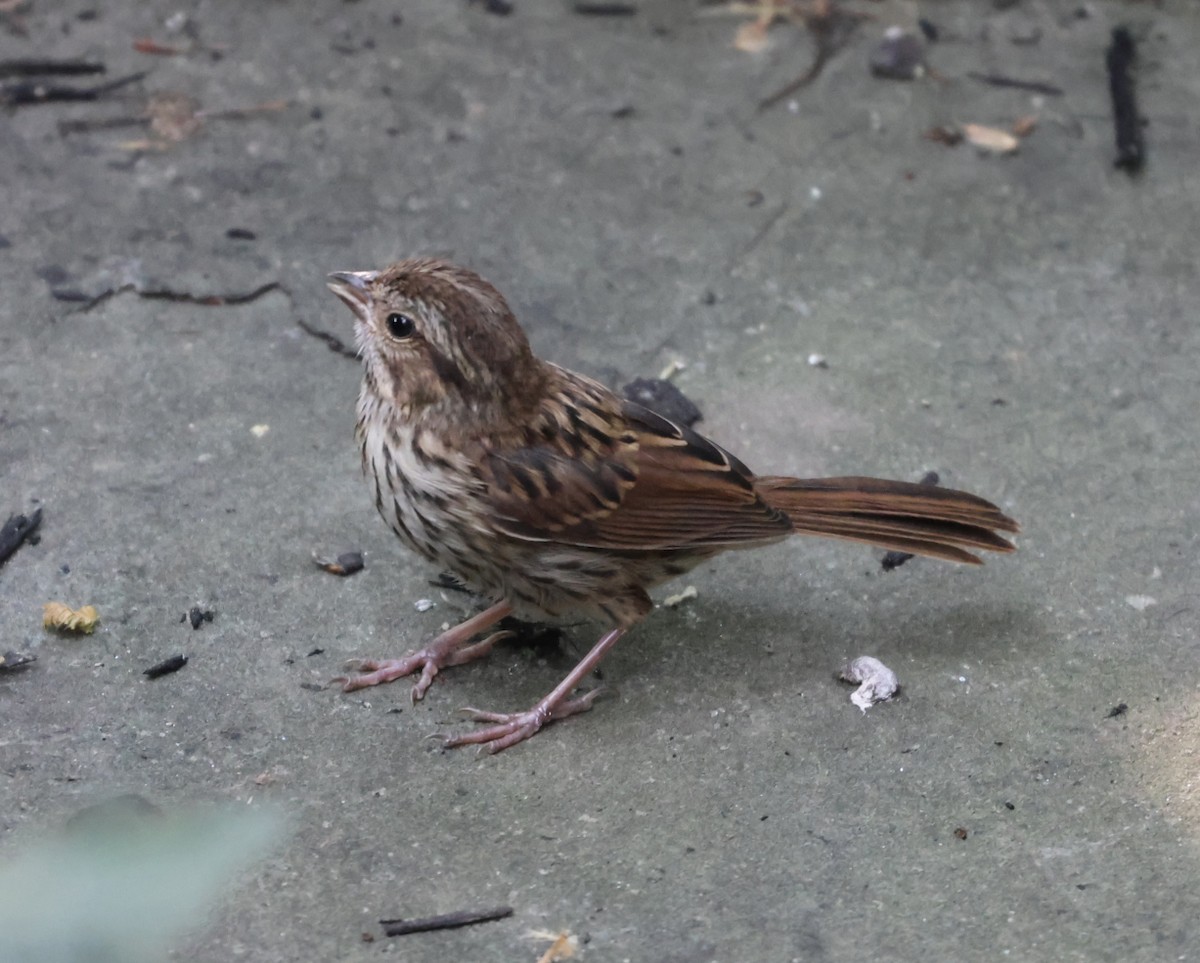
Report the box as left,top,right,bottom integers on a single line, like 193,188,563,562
335,630,512,701
438,688,607,754
431,625,630,754
333,601,513,702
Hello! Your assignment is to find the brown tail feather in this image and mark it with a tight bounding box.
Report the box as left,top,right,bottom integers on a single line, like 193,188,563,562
756,475,1019,565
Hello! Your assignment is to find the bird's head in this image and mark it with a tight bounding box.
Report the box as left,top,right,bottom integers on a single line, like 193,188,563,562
328,257,541,417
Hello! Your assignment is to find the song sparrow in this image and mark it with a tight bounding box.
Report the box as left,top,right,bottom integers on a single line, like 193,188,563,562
327,258,1018,753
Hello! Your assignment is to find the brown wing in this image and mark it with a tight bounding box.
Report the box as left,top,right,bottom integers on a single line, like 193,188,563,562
481,371,640,541
482,369,791,550
561,403,792,549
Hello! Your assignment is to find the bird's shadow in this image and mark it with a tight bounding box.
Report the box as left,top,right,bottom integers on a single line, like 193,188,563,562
425,564,1043,703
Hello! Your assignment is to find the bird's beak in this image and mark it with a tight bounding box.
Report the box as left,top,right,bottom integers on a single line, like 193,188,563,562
326,271,378,318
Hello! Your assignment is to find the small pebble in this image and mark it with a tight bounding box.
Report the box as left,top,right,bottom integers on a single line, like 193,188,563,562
869,26,926,80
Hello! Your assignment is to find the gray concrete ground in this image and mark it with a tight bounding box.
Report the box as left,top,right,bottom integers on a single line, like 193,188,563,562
2,1,1198,960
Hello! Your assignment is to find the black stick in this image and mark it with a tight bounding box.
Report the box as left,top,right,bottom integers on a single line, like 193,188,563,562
0,70,146,107
380,905,513,937
966,71,1063,96
0,59,106,78
573,2,638,14
144,655,188,679
296,318,358,359
1106,27,1144,173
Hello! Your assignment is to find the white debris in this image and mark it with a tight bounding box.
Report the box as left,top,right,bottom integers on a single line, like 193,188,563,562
662,585,698,608
840,656,899,712
1125,595,1157,611
657,358,686,381
962,123,1020,155
807,353,827,368
413,598,435,613
250,424,270,438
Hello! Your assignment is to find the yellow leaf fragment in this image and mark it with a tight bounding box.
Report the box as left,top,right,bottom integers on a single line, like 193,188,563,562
43,602,100,634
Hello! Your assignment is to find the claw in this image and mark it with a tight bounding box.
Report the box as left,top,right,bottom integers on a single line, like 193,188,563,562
333,601,514,695
439,688,606,753
346,617,629,754
410,660,441,703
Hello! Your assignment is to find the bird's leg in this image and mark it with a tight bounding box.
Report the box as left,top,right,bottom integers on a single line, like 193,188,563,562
336,600,514,702
438,625,629,754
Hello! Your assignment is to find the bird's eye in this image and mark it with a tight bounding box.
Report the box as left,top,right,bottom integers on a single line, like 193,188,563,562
385,313,416,340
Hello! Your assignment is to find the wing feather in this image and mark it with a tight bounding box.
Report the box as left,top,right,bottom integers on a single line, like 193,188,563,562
481,374,792,550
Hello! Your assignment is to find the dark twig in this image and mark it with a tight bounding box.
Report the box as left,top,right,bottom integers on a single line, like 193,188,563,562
0,58,105,78
143,655,188,679
967,71,1063,97
758,9,865,112
0,70,145,107
296,317,358,359
57,115,147,135
470,0,513,14
139,281,280,305
0,507,42,569
381,905,513,937
728,202,789,271
1106,26,1144,173
573,2,637,14
61,280,280,311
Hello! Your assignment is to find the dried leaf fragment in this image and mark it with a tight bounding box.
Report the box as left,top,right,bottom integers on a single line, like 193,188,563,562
734,19,772,52
1010,114,1039,138
923,125,963,147
531,929,579,962
132,37,186,56
43,601,99,634
716,0,794,54
962,123,1020,154
147,91,204,142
